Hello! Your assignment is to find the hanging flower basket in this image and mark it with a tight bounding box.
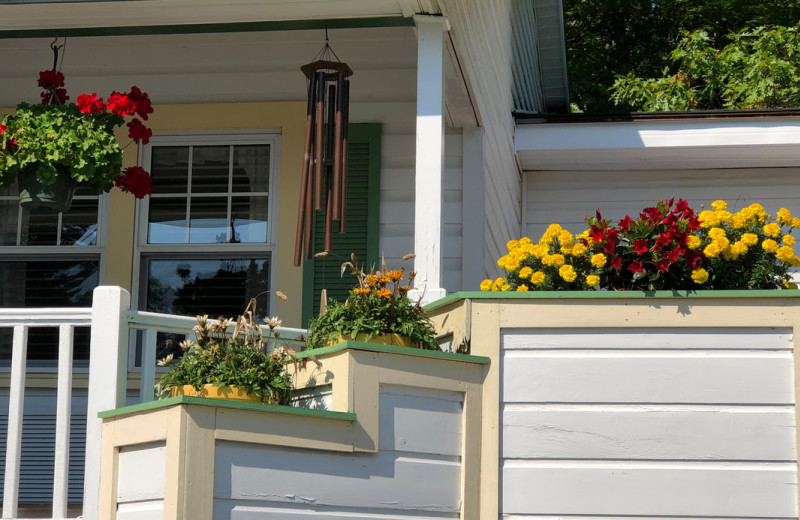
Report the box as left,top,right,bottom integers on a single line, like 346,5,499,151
0,69,154,212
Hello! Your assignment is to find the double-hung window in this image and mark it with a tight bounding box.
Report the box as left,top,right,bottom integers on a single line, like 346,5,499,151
134,134,279,364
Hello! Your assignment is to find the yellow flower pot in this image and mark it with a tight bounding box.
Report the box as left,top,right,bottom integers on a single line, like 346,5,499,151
170,384,262,403
325,333,418,348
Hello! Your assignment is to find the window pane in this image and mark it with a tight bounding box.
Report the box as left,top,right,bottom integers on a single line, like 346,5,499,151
145,258,269,319
189,197,228,244
151,146,189,194
61,199,98,246
0,327,89,369
148,197,187,244
232,145,270,193
21,207,59,246
231,196,267,243
0,200,18,246
192,146,230,194
0,260,99,307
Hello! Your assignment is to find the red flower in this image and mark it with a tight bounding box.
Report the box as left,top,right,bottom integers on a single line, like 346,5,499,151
633,239,649,254
38,70,65,90
107,91,136,116
610,256,622,270
655,233,672,247
41,88,68,105
76,93,106,115
127,86,153,121
606,228,620,243
618,215,633,231
628,260,644,274
685,250,704,268
588,225,605,243
4,139,18,151
126,118,152,145
667,247,682,264
114,166,153,199
0,124,6,134
603,239,616,255
657,260,670,273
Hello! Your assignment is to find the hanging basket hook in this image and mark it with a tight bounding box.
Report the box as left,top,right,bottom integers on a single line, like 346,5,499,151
50,36,64,70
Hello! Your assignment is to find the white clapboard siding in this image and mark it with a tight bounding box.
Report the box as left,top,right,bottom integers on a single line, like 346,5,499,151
503,405,797,461
116,443,166,505
525,168,800,239
503,351,795,404
503,461,798,518
500,327,797,519
214,388,464,517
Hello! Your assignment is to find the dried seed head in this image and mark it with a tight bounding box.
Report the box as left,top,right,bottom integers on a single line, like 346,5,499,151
315,251,329,258
402,254,416,261
276,290,288,301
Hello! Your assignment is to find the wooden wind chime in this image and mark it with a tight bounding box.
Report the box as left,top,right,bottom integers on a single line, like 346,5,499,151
293,36,353,267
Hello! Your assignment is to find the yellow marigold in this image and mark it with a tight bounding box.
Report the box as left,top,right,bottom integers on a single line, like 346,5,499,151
387,269,404,281
708,227,726,240
585,274,600,288
703,243,721,258
558,230,574,245
353,287,371,296
516,285,529,292
783,281,799,289
741,233,759,246
576,229,591,241
558,264,577,282
763,223,781,238
519,236,533,246
560,244,574,255
713,236,730,250
507,240,519,252
730,214,746,229
777,208,793,225
376,288,392,298
530,271,546,285
711,200,727,211
590,253,607,268
792,217,800,228
776,245,796,262
782,235,795,245
365,274,380,287
691,268,709,284
762,239,779,253
731,241,748,257
492,277,510,292
571,242,587,256
519,266,533,280
715,210,732,224
739,207,754,224
790,256,800,268
480,279,493,291
686,235,701,250
532,244,548,258
543,254,565,267
698,210,717,228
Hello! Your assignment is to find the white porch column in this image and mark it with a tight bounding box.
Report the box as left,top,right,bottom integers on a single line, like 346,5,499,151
410,15,449,305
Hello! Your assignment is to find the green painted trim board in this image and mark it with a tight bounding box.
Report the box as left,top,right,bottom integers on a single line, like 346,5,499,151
295,340,491,364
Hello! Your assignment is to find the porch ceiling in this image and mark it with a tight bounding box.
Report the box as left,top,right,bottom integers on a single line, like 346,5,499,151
0,0,411,32
516,116,800,171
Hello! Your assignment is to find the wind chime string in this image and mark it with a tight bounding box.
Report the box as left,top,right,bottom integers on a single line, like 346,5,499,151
293,33,353,267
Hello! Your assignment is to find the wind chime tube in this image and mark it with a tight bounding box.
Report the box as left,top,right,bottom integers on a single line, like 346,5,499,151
332,72,344,221
324,83,337,251
339,79,350,233
304,149,314,260
294,72,318,266
314,71,325,210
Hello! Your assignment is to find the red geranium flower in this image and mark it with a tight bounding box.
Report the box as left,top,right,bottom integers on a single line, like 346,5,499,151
127,86,153,121
4,139,18,151
107,91,136,116
76,93,106,115
610,256,622,270
38,70,65,90
0,124,6,135
618,215,633,231
633,239,649,254
126,118,152,145
114,166,153,199
628,260,644,274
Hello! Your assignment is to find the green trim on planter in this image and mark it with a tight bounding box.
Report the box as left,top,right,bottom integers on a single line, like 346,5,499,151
0,17,414,40
296,340,491,364
425,289,800,310
98,395,357,421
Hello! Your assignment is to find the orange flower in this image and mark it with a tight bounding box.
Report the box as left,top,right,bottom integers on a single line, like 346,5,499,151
387,269,404,281
376,288,392,298
398,285,410,292
353,287,370,296
365,274,380,287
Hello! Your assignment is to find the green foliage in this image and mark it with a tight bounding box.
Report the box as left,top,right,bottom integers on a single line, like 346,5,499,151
0,103,124,192
611,24,800,111
565,0,800,112
306,256,439,351
155,312,294,405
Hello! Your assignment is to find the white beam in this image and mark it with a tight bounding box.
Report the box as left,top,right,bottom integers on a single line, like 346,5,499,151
411,15,449,305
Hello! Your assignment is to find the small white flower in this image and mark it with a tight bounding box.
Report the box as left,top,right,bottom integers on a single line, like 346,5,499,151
265,316,282,330
157,353,174,366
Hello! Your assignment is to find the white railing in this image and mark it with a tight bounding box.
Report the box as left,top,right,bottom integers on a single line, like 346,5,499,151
0,286,307,520
0,308,92,520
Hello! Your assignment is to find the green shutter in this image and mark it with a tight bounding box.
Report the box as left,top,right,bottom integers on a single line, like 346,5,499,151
302,123,381,326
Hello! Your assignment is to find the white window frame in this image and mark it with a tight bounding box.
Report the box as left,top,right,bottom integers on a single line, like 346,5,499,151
131,132,281,325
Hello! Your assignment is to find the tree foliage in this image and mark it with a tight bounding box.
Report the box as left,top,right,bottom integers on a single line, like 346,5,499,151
565,0,800,112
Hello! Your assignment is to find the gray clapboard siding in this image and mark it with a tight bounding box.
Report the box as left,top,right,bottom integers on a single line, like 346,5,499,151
503,405,797,461
503,351,794,404
503,461,798,518
524,167,800,239
213,500,458,519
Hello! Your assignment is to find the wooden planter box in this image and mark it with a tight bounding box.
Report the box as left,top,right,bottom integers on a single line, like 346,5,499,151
426,290,800,519
99,343,488,520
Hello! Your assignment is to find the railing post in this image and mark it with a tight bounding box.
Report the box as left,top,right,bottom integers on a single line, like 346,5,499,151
83,286,130,520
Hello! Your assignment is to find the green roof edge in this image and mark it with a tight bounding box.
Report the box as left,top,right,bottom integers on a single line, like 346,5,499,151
98,395,357,421
424,289,800,311
296,340,490,364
